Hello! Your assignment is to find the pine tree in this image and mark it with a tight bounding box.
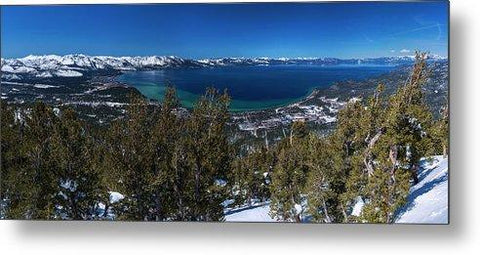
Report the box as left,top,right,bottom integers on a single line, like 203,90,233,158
338,85,385,222
231,146,272,207
150,86,182,220
381,52,434,183
360,52,435,223
51,108,104,220
270,123,309,222
305,134,342,223
360,167,410,223
105,94,156,220
323,99,366,223
431,102,449,158
0,102,26,218
16,102,59,219
183,87,232,221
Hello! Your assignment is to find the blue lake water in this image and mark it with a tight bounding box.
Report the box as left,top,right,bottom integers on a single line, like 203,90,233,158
117,65,395,111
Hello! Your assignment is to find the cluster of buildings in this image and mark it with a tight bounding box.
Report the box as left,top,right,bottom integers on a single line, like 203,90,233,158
235,97,348,134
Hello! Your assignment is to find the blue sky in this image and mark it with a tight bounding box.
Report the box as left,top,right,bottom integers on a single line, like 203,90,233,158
1,2,448,59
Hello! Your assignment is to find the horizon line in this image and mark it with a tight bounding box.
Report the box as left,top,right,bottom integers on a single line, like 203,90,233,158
1,53,448,60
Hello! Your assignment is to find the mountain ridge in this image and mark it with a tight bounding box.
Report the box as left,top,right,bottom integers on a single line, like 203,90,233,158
1,54,447,81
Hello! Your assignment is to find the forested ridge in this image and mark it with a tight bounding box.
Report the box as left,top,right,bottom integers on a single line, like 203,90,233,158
0,53,448,223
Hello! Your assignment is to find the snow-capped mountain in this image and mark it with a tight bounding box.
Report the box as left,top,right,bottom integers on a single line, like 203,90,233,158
1,54,446,81
0,54,204,80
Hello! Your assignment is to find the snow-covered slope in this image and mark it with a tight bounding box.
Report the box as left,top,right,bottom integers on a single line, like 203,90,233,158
224,203,276,222
395,156,449,224
224,156,448,224
0,54,201,80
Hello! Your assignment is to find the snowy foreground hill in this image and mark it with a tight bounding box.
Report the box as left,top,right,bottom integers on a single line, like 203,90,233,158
395,156,449,224
225,203,276,222
225,156,449,223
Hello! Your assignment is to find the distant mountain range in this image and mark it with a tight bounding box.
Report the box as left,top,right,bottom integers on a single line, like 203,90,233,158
0,54,447,81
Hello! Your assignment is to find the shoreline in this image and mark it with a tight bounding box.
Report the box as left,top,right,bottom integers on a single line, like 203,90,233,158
114,72,325,114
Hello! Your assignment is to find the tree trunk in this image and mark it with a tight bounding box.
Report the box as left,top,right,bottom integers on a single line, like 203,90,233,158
173,179,184,220
322,197,332,223
291,192,301,223
294,214,302,223
410,164,419,184
194,156,201,220
264,130,269,151
364,128,385,176
155,194,161,221
289,129,293,146
389,145,398,175
340,204,348,223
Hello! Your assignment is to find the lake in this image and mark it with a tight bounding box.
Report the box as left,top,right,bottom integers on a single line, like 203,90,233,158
117,65,395,112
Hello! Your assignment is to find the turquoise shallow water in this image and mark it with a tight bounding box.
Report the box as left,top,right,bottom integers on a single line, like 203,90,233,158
117,65,395,111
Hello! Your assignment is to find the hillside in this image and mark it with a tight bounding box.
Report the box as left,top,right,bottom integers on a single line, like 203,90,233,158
224,156,449,224
395,156,449,224
225,203,275,222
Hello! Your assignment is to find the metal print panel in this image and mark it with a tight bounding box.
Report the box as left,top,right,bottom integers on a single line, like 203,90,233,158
0,1,449,224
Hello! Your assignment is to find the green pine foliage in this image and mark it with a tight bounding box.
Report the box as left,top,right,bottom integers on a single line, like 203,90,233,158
105,94,158,220
0,87,233,221
0,101,26,218
182,87,232,221
230,146,272,207
16,102,59,219
1,102,104,219
305,134,345,222
269,122,310,222
51,108,104,220
430,101,449,158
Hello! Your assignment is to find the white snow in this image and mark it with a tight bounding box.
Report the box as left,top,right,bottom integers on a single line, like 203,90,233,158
33,84,59,89
1,73,21,80
294,203,303,215
223,155,448,223
11,66,37,74
221,199,235,208
1,64,15,72
109,191,124,204
54,69,83,77
36,72,53,78
224,203,276,222
320,115,337,123
214,179,227,187
395,156,448,224
61,101,127,107
351,196,365,217
59,179,78,192
53,108,60,116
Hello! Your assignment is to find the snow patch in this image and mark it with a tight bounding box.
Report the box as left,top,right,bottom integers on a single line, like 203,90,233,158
33,84,60,89
351,196,365,217
395,156,448,224
225,203,276,222
54,69,83,77
109,191,124,204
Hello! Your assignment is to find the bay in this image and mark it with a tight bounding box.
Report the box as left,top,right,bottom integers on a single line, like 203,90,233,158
117,65,395,112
